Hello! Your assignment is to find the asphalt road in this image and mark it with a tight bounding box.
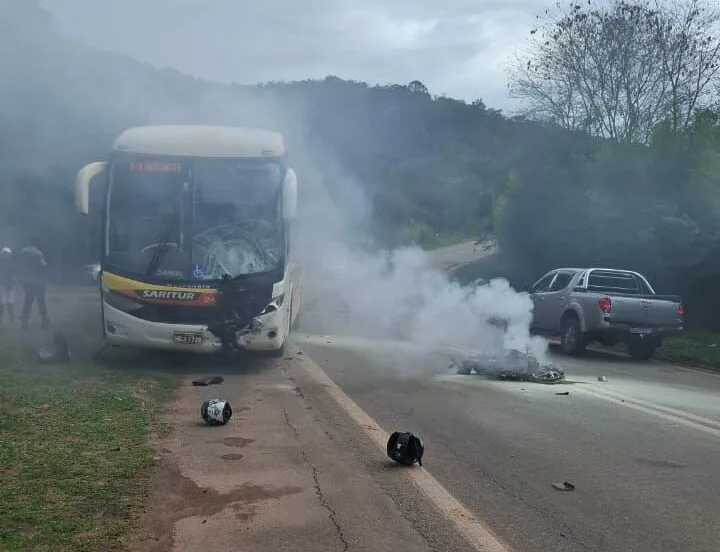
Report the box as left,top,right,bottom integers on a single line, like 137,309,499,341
428,239,497,273
292,243,720,552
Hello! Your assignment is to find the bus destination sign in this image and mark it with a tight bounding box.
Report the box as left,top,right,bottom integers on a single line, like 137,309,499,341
130,161,182,173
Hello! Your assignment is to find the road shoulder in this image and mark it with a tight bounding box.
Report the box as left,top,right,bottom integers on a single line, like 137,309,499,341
130,349,474,552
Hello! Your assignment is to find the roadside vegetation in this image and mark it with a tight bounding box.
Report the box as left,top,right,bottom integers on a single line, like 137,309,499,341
0,290,177,551
655,330,720,369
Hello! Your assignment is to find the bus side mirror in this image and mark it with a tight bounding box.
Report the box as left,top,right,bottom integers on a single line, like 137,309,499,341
282,167,298,221
75,161,106,215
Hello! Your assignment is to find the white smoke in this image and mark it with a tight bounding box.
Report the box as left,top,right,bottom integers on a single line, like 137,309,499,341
293,154,549,370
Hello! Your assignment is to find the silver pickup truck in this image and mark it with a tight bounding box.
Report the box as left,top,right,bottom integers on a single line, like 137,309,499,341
524,268,684,360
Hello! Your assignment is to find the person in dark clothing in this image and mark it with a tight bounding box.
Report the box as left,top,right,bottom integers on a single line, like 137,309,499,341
0,247,17,325
16,237,50,329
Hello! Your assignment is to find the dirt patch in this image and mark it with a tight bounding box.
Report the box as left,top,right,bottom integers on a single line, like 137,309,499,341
220,453,244,461
131,459,302,552
222,436,255,448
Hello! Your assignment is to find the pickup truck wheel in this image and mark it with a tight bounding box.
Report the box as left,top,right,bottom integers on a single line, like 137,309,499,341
560,317,586,356
457,360,475,375
627,340,657,361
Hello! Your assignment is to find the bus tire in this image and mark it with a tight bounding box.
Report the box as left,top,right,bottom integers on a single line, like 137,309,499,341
268,343,286,358
268,299,292,358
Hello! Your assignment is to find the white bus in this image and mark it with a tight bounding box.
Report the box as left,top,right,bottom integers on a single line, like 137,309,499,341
74,125,303,357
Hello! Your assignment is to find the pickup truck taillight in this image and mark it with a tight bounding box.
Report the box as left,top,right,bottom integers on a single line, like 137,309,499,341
598,297,612,314
677,304,685,319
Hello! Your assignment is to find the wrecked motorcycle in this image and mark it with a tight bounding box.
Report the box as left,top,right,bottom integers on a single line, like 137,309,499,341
450,349,565,384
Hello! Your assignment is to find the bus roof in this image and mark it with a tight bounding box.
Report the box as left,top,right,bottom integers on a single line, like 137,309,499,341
112,125,286,158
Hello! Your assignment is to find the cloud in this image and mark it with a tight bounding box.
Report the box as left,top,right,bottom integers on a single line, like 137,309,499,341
45,0,549,110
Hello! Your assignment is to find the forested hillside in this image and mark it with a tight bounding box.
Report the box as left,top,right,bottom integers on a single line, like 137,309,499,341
2,1,720,328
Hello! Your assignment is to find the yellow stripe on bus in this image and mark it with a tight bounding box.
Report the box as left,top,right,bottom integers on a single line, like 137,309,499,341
102,272,217,294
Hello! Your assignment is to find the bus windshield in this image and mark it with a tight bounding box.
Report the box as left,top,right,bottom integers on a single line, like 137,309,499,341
191,160,285,280
105,157,285,281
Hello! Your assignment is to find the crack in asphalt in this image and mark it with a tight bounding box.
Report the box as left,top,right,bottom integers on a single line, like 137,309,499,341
282,407,349,552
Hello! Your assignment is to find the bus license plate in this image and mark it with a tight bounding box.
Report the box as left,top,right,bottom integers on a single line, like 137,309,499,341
630,328,652,334
173,332,204,345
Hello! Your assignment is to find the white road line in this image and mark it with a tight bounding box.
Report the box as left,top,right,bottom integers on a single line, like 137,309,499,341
293,345,511,552
572,386,720,437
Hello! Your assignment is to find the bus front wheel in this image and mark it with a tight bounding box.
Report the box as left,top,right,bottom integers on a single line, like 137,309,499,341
267,296,292,358
268,343,286,358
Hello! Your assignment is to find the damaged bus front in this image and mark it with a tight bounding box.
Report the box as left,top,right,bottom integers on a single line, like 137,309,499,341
74,125,303,357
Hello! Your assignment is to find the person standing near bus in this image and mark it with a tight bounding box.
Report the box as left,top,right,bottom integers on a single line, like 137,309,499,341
16,237,50,329
0,247,17,326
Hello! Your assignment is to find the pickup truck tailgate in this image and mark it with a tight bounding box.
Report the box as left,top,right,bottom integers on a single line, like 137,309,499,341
610,296,680,328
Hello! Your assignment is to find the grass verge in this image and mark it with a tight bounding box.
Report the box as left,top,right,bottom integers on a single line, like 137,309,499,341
0,289,178,551
656,330,720,370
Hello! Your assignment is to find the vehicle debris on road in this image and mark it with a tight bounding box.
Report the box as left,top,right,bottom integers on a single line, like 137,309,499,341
192,375,225,386
552,481,576,492
387,431,424,467
598,376,608,382
450,349,566,384
201,399,233,425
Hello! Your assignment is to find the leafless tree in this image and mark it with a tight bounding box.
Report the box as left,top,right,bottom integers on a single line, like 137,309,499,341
507,0,720,143
651,0,720,131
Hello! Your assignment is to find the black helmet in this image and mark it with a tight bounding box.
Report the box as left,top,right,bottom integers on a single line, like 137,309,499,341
387,431,424,467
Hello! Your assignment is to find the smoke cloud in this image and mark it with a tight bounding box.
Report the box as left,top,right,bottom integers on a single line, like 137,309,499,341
292,150,549,371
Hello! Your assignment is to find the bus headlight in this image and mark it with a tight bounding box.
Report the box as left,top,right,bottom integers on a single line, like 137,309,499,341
260,293,285,315
104,290,144,313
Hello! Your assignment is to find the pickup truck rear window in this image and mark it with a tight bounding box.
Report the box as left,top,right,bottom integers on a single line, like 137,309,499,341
586,271,650,294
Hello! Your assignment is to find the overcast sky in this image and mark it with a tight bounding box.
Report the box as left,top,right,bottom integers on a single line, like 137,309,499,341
45,0,549,112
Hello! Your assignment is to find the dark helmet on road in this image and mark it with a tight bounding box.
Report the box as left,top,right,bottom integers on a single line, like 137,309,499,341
201,399,233,425
387,431,424,467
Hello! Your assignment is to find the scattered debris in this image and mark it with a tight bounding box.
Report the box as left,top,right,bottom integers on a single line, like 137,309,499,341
192,375,225,386
450,350,566,384
201,399,233,425
387,431,424,467
597,376,608,382
552,481,576,492
37,331,72,364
